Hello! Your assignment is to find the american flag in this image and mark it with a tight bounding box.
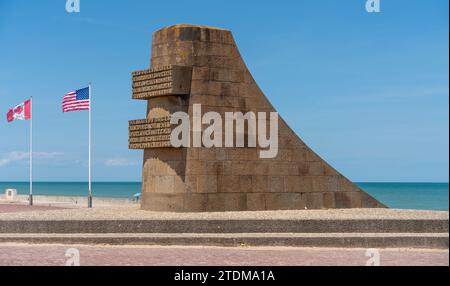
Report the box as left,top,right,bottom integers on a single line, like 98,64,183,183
63,87,90,112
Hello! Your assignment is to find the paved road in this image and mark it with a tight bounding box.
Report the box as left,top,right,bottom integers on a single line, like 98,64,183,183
0,244,447,266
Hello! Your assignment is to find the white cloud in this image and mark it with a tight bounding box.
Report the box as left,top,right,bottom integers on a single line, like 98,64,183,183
0,151,62,167
105,158,138,167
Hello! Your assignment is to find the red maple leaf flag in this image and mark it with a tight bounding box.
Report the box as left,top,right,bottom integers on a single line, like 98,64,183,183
6,99,31,123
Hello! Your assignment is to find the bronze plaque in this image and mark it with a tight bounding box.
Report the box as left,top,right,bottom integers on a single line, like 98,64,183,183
132,65,192,99
128,116,173,149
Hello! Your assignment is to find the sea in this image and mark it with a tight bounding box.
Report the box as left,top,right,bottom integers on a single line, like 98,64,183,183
0,182,448,211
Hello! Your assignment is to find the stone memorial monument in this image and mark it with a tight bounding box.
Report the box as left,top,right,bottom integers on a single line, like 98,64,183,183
129,24,384,212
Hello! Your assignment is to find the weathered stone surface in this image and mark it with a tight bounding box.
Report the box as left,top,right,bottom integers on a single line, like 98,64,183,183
130,24,385,212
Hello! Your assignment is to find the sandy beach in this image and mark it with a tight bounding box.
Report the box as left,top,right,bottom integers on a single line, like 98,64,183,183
0,201,448,221
0,194,137,210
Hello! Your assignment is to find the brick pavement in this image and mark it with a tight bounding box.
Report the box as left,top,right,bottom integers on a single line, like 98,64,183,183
0,244,447,266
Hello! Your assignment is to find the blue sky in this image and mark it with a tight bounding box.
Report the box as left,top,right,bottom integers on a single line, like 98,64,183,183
0,0,448,182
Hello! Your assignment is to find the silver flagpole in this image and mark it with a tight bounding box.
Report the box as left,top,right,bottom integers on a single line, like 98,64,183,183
29,97,33,206
88,83,92,208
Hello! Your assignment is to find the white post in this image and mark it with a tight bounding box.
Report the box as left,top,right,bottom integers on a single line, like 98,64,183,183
29,97,33,206
88,83,92,208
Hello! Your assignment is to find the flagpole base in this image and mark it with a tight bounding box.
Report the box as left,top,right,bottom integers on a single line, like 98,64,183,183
29,194,33,206
88,195,93,208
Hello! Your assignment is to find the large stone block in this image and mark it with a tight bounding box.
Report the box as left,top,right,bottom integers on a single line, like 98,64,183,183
142,193,184,212
206,193,247,212
246,193,266,211
265,193,305,210
183,193,207,212
335,192,363,209
304,193,325,210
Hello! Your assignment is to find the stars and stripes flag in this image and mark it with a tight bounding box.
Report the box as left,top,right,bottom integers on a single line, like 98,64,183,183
63,84,93,208
62,87,90,112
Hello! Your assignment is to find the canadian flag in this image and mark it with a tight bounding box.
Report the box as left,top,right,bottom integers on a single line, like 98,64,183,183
7,99,32,123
